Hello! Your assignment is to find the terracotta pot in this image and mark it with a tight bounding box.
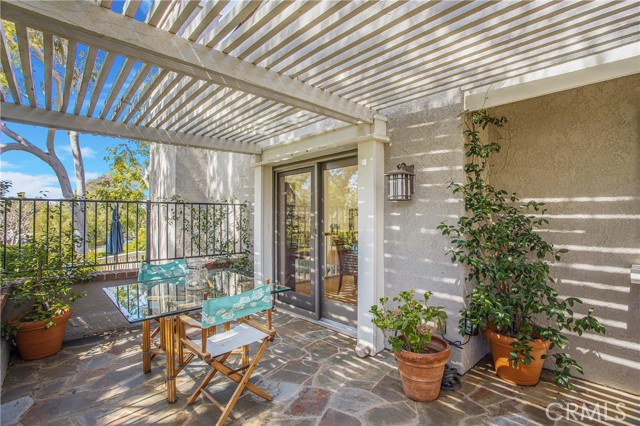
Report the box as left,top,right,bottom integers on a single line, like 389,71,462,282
483,325,551,386
394,336,451,402
11,309,71,360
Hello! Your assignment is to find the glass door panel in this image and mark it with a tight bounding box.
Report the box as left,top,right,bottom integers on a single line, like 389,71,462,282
276,168,315,312
321,160,358,327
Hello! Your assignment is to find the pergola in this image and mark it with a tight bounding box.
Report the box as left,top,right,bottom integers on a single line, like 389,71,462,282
1,0,638,154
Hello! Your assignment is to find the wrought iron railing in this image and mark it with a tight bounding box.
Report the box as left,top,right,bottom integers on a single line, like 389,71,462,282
0,197,248,274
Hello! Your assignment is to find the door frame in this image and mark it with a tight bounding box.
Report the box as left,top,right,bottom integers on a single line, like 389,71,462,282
274,165,318,318
253,118,389,354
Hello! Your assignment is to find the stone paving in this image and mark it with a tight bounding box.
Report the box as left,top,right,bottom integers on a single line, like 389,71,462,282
1,312,639,426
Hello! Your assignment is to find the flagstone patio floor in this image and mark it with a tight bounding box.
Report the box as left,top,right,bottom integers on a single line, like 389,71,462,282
1,311,638,426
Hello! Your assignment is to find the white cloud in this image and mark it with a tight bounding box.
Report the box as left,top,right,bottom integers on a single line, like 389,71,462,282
59,145,98,159
85,171,101,181
0,160,18,170
0,171,63,198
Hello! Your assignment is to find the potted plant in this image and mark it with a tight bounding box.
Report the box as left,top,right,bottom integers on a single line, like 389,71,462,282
2,238,91,360
438,111,605,388
370,290,450,401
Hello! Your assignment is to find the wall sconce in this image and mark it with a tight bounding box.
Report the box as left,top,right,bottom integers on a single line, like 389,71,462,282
385,163,415,201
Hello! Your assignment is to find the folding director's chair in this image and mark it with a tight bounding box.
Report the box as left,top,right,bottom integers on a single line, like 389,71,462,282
177,284,276,425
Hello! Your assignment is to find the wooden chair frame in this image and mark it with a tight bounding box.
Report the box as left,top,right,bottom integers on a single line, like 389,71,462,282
176,292,276,425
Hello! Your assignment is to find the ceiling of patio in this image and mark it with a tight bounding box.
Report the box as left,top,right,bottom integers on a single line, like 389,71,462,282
1,0,638,154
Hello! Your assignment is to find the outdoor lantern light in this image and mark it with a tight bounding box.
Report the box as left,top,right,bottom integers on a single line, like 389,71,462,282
385,163,415,201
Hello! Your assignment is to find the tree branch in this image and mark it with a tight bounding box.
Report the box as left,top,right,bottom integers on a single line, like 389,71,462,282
0,120,74,198
0,120,40,151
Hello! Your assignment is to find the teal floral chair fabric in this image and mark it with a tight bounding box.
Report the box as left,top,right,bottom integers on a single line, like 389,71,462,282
201,285,272,327
138,259,188,281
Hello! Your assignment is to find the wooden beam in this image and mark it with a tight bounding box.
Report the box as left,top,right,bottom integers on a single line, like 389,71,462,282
161,0,199,34
134,73,185,125
43,33,53,110
0,31,20,104
87,52,115,117
112,62,153,121
99,58,135,119
60,39,77,113
144,78,199,127
74,46,97,115
0,102,261,154
182,0,228,42
123,68,170,123
1,0,374,124
145,0,172,27
202,0,262,49
14,22,36,107
230,0,322,61
217,0,294,54
122,0,141,18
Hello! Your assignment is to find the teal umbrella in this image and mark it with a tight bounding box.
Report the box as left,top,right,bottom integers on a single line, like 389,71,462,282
106,205,124,255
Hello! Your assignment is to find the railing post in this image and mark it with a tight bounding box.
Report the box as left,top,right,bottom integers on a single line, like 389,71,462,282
145,200,151,264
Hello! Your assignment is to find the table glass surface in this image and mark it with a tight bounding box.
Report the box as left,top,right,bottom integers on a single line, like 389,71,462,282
102,269,288,323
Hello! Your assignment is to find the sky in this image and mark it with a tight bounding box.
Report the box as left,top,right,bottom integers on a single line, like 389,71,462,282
0,1,153,199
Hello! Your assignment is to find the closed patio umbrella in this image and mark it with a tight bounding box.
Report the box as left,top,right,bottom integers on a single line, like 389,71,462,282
106,205,124,255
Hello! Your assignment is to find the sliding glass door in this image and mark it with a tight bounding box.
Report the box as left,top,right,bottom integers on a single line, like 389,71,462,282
276,168,316,313
275,157,358,328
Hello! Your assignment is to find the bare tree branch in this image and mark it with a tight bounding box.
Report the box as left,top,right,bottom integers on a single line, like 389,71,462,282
0,120,74,198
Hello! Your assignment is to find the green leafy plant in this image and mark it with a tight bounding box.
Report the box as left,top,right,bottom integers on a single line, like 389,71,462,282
3,237,92,330
437,111,605,388
370,290,447,354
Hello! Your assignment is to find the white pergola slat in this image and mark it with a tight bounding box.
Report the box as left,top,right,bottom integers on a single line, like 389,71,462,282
74,46,98,115
99,58,135,120
123,68,171,124
60,39,77,113
0,0,637,154
13,22,35,107
87,52,115,117
42,33,52,110
0,31,20,104
111,62,154,121
202,0,262,49
145,0,172,27
182,0,228,42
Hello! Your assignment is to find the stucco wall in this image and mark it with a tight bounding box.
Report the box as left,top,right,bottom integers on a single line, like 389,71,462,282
381,91,488,374
488,74,640,393
150,144,254,203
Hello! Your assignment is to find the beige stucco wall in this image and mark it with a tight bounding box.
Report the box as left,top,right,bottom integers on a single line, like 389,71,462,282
488,74,640,393
381,91,488,374
149,145,254,203
149,145,255,260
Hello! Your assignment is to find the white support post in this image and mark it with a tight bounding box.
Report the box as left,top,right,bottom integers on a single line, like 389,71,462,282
356,126,387,355
253,160,274,283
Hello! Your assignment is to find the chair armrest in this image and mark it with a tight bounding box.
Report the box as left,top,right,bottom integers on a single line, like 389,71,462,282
178,314,202,329
181,336,211,362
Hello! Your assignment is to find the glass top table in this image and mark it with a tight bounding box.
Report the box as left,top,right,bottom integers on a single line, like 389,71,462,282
103,269,289,323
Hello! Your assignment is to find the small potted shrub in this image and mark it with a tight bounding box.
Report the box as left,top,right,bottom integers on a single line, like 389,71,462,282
2,238,91,360
370,290,450,401
438,111,606,388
